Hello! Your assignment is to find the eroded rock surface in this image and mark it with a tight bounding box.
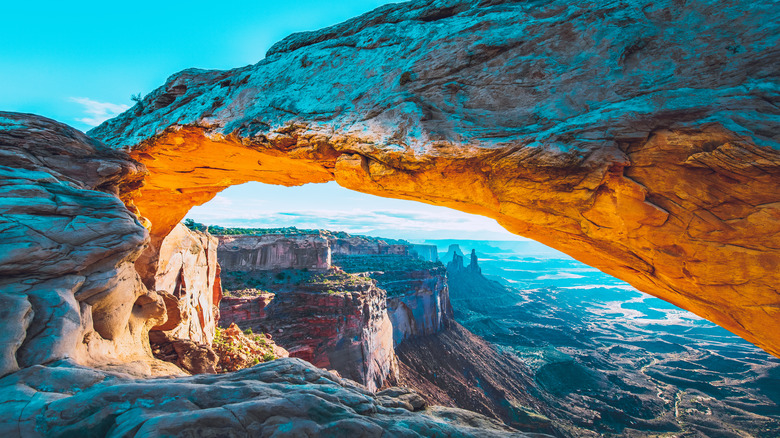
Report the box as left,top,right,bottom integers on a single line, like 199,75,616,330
150,223,221,346
335,253,452,346
393,323,559,436
219,233,331,271
0,358,540,437
0,113,181,377
88,0,780,356
219,270,397,392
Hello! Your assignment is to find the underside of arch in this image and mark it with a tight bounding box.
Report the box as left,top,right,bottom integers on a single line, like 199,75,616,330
127,124,780,358
88,0,780,357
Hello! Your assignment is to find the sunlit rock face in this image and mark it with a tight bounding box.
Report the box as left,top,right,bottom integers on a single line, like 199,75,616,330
410,244,439,262
88,0,780,357
147,223,222,373
153,224,222,344
331,237,410,256
0,113,182,377
218,279,397,392
219,234,332,271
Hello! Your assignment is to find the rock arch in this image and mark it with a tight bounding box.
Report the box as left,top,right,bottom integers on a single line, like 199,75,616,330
1,0,777,380
117,122,780,359
87,0,779,357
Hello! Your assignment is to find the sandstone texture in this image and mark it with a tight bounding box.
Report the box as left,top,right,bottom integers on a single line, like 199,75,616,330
220,292,276,330
0,358,540,438
0,113,183,377
335,253,452,346
386,271,451,346
151,223,221,346
88,0,780,355
149,330,218,375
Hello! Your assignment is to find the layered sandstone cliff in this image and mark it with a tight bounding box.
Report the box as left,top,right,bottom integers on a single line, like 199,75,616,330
151,223,221,346
219,270,397,392
217,234,453,388
87,0,780,357
385,271,451,346
335,253,452,346
410,244,439,262
219,233,331,271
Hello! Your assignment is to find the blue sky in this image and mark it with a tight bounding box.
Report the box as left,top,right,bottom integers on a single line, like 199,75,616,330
187,182,524,241
2,0,521,241
2,0,393,131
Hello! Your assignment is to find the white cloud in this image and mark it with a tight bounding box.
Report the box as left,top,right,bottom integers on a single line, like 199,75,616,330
69,97,130,126
183,181,532,241
186,206,528,241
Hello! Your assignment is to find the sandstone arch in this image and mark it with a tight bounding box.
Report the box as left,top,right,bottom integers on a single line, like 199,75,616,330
88,0,779,357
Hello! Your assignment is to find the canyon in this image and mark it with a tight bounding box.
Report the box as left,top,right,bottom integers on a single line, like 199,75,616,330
446,241,780,436
213,229,568,434
216,231,449,391
0,0,778,436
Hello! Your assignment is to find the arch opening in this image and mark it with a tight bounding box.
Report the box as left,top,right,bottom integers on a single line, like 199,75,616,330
126,126,780,358
156,178,780,434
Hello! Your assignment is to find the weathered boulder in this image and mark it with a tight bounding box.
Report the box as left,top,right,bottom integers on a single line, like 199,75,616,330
148,330,218,374
88,0,780,356
0,113,180,377
0,358,540,437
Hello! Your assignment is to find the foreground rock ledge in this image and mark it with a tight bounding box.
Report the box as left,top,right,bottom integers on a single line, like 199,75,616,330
90,0,780,356
0,358,538,437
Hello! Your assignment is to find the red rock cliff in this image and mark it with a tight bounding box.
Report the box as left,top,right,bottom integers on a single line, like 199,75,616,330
218,270,397,392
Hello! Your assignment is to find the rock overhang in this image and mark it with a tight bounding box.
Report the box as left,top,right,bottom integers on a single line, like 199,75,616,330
81,0,780,357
